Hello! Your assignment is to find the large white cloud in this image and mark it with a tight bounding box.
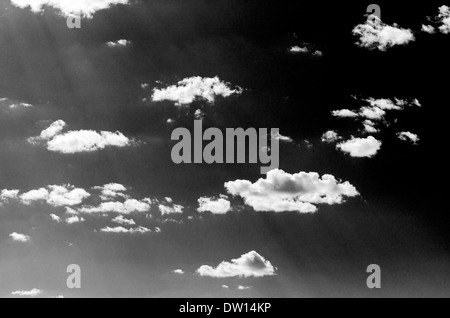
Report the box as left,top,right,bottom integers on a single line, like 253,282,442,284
152,76,243,106
29,120,134,154
197,196,231,214
196,251,276,278
225,169,359,213
352,17,415,51
337,136,382,158
11,0,130,18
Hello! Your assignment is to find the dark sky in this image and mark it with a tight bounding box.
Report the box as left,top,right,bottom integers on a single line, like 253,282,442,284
0,0,449,298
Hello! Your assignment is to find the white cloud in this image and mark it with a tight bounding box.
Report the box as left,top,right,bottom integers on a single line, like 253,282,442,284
225,169,359,213
11,288,42,297
112,215,136,225
337,136,382,158
271,132,293,142
363,120,379,134
29,120,134,154
173,269,184,275
352,17,415,51
66,216,85,224
11,0,130,18
237,285,252,290
331,109,359,118
159,204,184,215
78,199,151,215
321,130,342,143
93,183,128,200
196,251,276,278
47,130,132,154
397,132,420,145
222,285,229,289
436,5,450,34
366,98,403,111
107,39,130,47
19,185,90,207
359,106,386,120
50,214,62,223
198,197,231,214
0,189,19,202
152,76,243,106
10,232,30,242
100,226,151,234
422,24,436,34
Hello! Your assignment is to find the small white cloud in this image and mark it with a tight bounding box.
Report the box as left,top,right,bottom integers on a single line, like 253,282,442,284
362,120,379,134
173,269,185,275
112,215,136,226
321,130,342,143
11,288,42,297
337,136,382,158
271,132,293,142
10,232,30,242
331,109,359,118
397,132,420,145
11,0,130,18
422,24,436,34
66,216,85,224
352,17,415,51
50,214,62,223
79,199,151,215
19,185,90,207
107,39,130,47
290,46,309,53
0,189,20,203
29,121,134,154
237,285,252,290
159,204,184,216
198,197,231,214
152,77,243,106
196,251,276,278
222,285,229,289
359,106,386,121
93,183,128,201
100,226,151,234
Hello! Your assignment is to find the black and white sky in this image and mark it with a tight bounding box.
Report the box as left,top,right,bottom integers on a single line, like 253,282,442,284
1,0,450,298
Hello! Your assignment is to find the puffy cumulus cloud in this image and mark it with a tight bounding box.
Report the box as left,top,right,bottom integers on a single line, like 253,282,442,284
290,46,309,53
225,169,359,213
363,120,379,134
196,251,276,278
93,183,128,201
159,204,184,215
50,214,62,223
152,76,243,106
321,130,342,143
366,98,403,111
66,216,85,224
107,39,130,47
359,106,386,121
100,226,151,234
331,109,359,118
78,199,151,215
11,288,42,297
47,130,132,154
337,136,382,158
422,24,436,34
397,132,420,145
437,5,450,34
289,44,323,56
0,189,19,203
112,215,136,225
173,269,185,275
10,232,30,242
11,0,130,18
28,120,134,154
19,185,90,207
353,17,415,51
197,196,231,214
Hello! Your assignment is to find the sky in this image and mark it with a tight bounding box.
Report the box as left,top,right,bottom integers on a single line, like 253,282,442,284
0,0,450,298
